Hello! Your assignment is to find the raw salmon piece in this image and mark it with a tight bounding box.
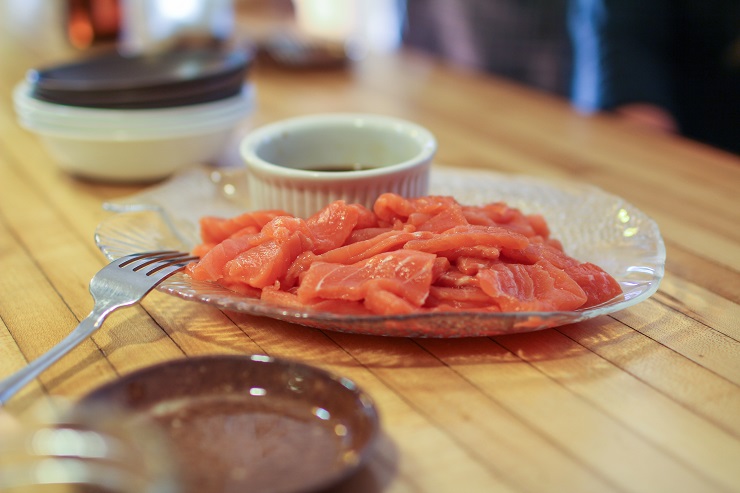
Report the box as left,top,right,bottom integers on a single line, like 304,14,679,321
192,242,217,259
260,285,301,306
481,202,518,222
436,245,501,262
407,212,432,228
500,244,541,265
462,202,516,225
353,203,380,230
538,243,578,269
260,216,314,242
477,260,587,311
347,227,394,243
501,240,571,266
228,226,260,238
494,216,537,237
546,238,564,251
456,256,501,276
199,210,290,244
296,249,437,308
463,203,539,237
282,251,318,289
188,233,261,281
461,207,498,227
349,223,416,244
317,230,432,265
311,299,373,315
413,195,462,214
373,193,415,223
527,214,550,239
434,268,478,288
226,230,313,289
364,286,419,315
220,216,314,288
416,206,469,232
306,200,361,254
261,286,372,314
566,262,623,308
501,242,622,307
374,194,461,224
426,285,499,310
432,257,452,283
284,230,434,289
219,279,262,298
404,226,529,253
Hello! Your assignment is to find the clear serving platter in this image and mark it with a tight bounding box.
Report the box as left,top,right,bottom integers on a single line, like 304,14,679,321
95,166,666,337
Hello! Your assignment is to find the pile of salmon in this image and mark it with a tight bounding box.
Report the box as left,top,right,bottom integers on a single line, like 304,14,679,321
187,193,622,316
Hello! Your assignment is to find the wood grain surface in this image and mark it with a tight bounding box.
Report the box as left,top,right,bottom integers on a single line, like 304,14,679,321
0,46,738,493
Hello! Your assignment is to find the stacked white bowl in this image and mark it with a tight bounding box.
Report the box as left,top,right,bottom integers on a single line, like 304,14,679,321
13,49,254,183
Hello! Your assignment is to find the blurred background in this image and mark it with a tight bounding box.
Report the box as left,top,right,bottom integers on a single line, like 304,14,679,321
0,0,568,94
1,0,737,154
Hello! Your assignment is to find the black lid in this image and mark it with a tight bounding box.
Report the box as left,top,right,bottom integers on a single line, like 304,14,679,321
27,48,252,109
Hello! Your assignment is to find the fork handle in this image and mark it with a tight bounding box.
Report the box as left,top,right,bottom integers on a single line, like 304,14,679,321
0,306,112,406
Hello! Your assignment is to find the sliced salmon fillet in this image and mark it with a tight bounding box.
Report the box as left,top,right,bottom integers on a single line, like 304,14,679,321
434,268,478,288
296,249,437,310
225,216,314,289
565,262,624,308
347,227,395,243
192,242,217,259
364,286,421,315
501,242,622,308
462,202,548,238
219,279,262,298
188,233,262,281
456,256,501,276
404,225,529,253
411,206,469,232
284,230,433,289
306,200,361,254
352,203,380,230
526,213,550,239
432,256,452,283
261,286,373,314
225,231,312,289
477,260,587,312
199,210,290,244
426,285,499,311
374,194,461,225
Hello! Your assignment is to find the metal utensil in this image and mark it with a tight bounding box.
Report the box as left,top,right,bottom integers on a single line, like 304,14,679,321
0,251,197,405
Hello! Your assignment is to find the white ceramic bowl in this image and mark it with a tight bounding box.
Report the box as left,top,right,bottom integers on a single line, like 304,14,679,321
240,113,437,217
13,82,255,182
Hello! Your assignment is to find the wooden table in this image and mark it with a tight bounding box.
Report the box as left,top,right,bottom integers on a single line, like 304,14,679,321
1,47,739,493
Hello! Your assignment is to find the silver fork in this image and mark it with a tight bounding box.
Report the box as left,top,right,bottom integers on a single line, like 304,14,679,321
0,251,198,406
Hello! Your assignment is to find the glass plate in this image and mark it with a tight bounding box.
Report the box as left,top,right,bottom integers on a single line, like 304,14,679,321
96,166,665,337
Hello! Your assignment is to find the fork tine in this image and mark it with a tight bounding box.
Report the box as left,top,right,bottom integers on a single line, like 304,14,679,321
144,256,200,277
117,251,184,267
146,259,198,280
110,251,179,269
116,251,197,272
108,252,197,278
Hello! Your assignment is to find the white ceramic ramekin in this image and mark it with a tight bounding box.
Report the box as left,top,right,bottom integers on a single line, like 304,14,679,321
239,113,437,217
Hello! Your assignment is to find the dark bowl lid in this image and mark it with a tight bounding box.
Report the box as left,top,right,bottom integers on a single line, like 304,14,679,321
27,48,252,109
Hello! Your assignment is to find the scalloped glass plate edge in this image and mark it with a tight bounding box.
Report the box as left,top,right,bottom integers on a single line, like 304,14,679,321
94,167,666,337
